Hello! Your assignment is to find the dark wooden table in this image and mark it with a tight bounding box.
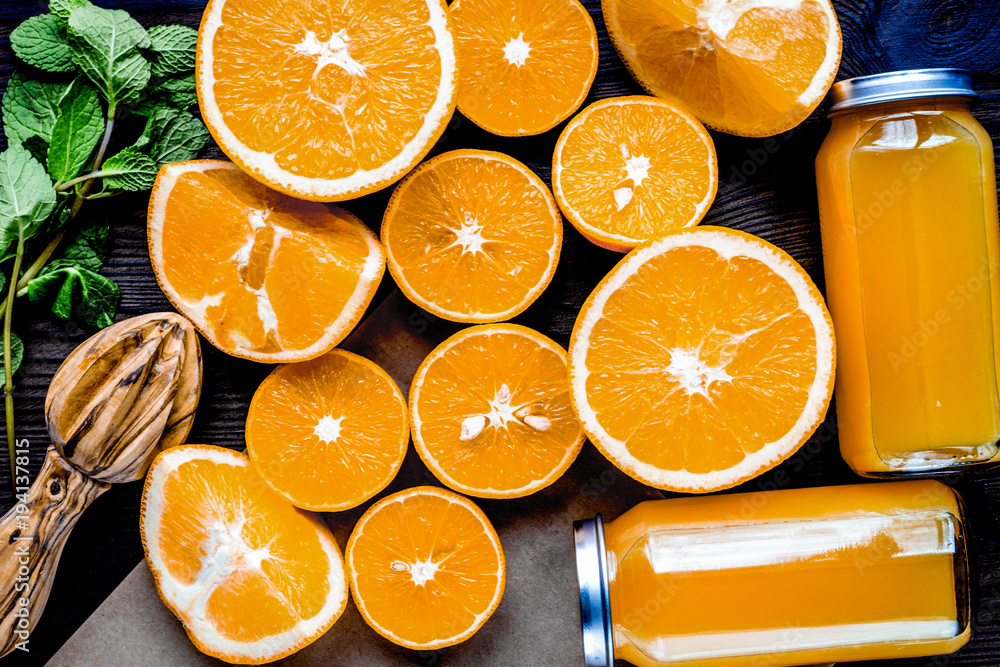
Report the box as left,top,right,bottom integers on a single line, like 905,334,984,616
4,0,1000,665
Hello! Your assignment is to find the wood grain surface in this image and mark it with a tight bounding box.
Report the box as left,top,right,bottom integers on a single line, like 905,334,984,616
3,0,1000,665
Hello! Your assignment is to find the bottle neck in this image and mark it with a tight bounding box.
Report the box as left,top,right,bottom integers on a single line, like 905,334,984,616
573,515,615,667
829,96,973,125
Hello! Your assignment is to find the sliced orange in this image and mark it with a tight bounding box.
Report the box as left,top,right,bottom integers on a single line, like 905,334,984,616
382,149,562,323
196,0,457,201
569,227,835,493
451,0,598,136
410,324,585,498
346,486,505,649
246,350,408,511
602,0,842,136
141,445,348,664
553,96,717,252
148,160,384,362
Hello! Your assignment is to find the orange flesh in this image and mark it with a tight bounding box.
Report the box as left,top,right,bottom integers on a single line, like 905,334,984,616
556,98,715,247
247,351,408,510
156,457,333,641
158,166,380,356
605,0,838,134
349,489,504,647
584,245,817,473
209,0,444,179
452,0,597,135
606,481,968,667
413,327,583,494
383,151,560,320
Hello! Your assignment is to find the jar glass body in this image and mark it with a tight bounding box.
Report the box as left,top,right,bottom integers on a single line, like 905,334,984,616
602,481,969,667
815,96,1000,476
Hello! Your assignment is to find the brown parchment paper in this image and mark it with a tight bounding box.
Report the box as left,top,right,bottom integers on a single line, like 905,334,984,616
49,291,664,666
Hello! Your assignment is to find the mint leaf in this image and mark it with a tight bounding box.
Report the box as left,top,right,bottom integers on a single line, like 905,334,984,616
134,73,197,115
11,14,75,73
131,106,172,148
51,0,91,27
53,220,110,271
0,144,57,251
47,82,104,183
26,259,119,328
142,108,209,165
0,333,25,386
99,147,157,191
25,217,117,327
68,5,151,108
147,25,197,78
157,74,197,108
131,101,169,120
2,72,73,145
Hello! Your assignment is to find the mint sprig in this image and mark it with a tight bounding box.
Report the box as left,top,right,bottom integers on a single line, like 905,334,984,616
0,0,209,486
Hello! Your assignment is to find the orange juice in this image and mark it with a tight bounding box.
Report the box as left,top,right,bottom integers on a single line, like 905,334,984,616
815,69,1000,475
574,480,969,667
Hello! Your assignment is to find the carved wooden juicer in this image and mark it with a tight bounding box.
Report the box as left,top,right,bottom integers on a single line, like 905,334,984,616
0,313,202,657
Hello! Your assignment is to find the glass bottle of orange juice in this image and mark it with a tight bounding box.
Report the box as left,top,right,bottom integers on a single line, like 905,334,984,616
574,480,970,667
816,68,1000,475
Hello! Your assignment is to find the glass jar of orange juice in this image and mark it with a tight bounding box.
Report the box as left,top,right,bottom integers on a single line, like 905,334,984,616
816,68,1000,476
574,480,970,667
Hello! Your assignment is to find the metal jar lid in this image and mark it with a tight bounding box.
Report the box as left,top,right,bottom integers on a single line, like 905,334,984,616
573,515,615,667
828,68,977,113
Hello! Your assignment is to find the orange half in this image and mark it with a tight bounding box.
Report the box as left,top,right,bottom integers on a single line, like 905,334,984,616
451,0,598,136
602,0,842,136
346,486,505,649
141,445,348,664
196,0,457,200
148,161,384,362
569,227,836,492
553,95,717,252
410,323,585,498
382,149,562,323
246,350,408,511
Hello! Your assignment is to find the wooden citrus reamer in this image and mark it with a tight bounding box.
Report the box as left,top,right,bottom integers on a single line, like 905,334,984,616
0,313,202,657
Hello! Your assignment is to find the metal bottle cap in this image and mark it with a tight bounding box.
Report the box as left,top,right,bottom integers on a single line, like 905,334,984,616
829,68,977,113
573,515,614,667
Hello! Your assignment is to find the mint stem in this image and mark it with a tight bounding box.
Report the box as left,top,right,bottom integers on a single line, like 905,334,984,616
17,229,69,291
4,106,116,488
80,191,121,201
93,105,116,171
56,169,115,193
5,239,24,491
55,110,116,194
